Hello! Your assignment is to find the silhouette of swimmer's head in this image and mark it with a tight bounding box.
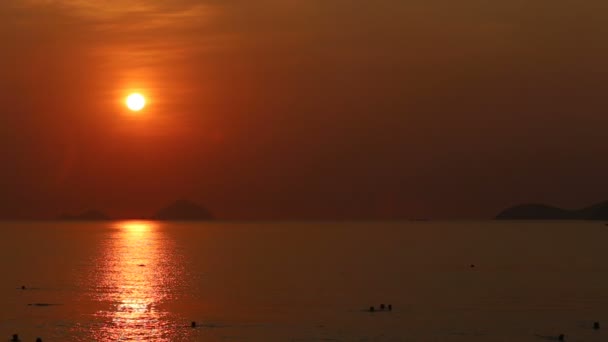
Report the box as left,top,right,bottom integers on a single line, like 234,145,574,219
191,321,197,328
11,334,19,341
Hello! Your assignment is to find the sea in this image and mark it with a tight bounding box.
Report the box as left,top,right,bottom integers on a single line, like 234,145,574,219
1,220,607,341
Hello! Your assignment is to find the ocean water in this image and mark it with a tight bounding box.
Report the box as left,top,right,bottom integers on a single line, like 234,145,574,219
1,221,608,341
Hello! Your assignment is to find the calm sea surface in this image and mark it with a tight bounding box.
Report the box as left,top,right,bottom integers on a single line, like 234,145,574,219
1,221,608,341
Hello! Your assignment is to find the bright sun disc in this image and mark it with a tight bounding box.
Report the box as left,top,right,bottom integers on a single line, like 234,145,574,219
126,93,146,111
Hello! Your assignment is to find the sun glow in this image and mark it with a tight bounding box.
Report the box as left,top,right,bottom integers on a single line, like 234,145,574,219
117,220,157,234
126,93,146,111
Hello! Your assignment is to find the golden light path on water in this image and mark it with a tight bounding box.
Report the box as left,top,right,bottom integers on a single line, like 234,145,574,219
90,221,191,341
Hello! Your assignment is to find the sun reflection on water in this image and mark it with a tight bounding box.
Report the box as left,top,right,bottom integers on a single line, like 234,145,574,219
89,220,189,341
121,220,155,233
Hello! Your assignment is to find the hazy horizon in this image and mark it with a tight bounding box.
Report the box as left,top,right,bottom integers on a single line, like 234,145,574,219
4,199,608,221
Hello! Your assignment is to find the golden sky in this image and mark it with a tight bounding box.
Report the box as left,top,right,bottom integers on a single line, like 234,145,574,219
1,1,608,219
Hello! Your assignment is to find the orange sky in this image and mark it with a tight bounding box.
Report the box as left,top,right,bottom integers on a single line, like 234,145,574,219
1,1,608,219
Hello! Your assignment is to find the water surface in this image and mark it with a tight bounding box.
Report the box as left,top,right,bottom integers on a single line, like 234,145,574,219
1,221,607,341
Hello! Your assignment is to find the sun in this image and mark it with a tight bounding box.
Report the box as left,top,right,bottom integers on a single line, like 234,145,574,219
126,93,146,111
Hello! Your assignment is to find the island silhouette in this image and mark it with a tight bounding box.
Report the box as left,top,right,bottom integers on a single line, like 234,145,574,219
152,199,214,221
54,200,214,221
496,201,608,220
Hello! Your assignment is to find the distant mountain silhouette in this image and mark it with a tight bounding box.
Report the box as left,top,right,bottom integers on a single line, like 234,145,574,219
58,210,111,221
496,201,608,220
152,200,214,221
